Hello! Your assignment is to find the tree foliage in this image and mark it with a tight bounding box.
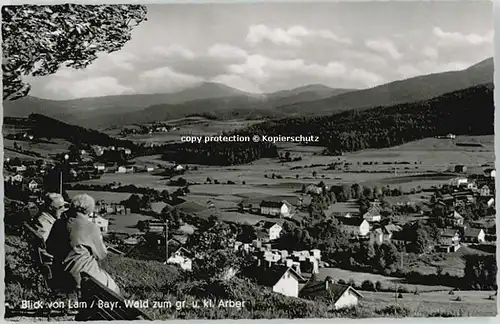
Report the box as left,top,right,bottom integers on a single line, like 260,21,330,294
2,4,147,100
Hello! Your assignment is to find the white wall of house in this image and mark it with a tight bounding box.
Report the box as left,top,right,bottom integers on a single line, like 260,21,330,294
280,204,291,217
477,230,486,243
359,221,370,236
272,272,299,297
269,225,282,240
334,289,359,310
261,206,281,216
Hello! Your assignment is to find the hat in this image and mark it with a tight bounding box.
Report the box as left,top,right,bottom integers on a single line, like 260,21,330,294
44,193,69,211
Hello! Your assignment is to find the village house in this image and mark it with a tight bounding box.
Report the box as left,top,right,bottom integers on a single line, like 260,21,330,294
440,228,461,246
146,166,155,172
174,164,184,172
480,185,491,197
166,247,193,271
28,179,39,191
466,181,478,190
94,163,106,171
252,265,306,298
300,277,363,310
10,174,23,182
259,200,293,218
338,217,370,237
446,133,456,139
89,213,109,234
462,228,486,243
448,211,464,227
486,197,495,208
451,177,468,187
305,184,323,195
454,165,467,173
362,207,381,222
124,148,132,155
256,221,283,241
116,166,127,173
371,224,402,245
14,165,27,173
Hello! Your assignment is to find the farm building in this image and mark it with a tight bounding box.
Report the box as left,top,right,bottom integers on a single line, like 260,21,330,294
89,213,109,234
454,165,467,173
256,221,283,241
446,134,456,139
451,177,468,187
447,211,464,227
10,174,24,182
259,200,293,218
94,163,106,171
166,247,193,271
480,185,491,197
28,179,39,191
435,244,461,253
362,207,381,222
251,265,306,298
300,277,363,310
338,217,370,237
463,228,486,243
439,228,461,246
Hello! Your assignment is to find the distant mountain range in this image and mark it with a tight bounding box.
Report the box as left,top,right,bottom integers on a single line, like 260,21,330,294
3,57,493,129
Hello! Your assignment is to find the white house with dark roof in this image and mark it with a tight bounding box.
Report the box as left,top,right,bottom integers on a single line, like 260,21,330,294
338,217,370,237
252,265,306,298
256,221,283,241
167,247,193,271
362,207,381,222
300,277,363,310
260,200,293,218
463,228,486,243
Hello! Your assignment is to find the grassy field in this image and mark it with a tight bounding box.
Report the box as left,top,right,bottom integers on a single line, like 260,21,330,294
361,290,497,317
317,267,453,292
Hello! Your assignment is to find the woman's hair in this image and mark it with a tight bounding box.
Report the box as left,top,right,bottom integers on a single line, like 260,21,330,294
71,194,96,215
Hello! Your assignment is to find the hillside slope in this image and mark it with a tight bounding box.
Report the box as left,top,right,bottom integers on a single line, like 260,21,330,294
275,58,493,115
243,83,494,153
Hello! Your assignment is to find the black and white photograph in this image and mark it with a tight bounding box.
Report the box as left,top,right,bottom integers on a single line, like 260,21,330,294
2,1,497,321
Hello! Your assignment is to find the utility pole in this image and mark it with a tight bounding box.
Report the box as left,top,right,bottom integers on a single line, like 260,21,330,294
164,220,168,263
60,154,69,194
400,251,403,269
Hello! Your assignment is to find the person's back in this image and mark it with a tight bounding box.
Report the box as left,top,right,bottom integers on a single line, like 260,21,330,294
48,194,121,295
63,211,108,288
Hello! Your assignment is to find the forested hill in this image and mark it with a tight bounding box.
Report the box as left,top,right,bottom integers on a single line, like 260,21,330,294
4,114,137,149
243,83,494,153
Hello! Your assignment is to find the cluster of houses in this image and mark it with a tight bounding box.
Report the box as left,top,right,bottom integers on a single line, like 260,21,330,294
90,145,132,158
162,236,363,309
119,124,178,136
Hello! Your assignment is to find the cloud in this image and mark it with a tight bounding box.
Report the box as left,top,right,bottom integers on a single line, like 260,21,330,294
43,76,133,99
138,66,204,92
245,24,351,47
432,27,493,46
151,44,195,59
365,39,403,60
225,53,383,90
422,46,439,60
208,44,248,60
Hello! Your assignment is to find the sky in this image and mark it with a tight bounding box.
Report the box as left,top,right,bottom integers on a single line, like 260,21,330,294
25,1,494,100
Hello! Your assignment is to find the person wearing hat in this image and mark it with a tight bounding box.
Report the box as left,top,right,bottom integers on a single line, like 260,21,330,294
34,192,69,242
47,193,121,295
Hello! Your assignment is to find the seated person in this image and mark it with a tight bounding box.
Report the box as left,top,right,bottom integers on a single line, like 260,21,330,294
33,193,69,242
47,194,121,295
